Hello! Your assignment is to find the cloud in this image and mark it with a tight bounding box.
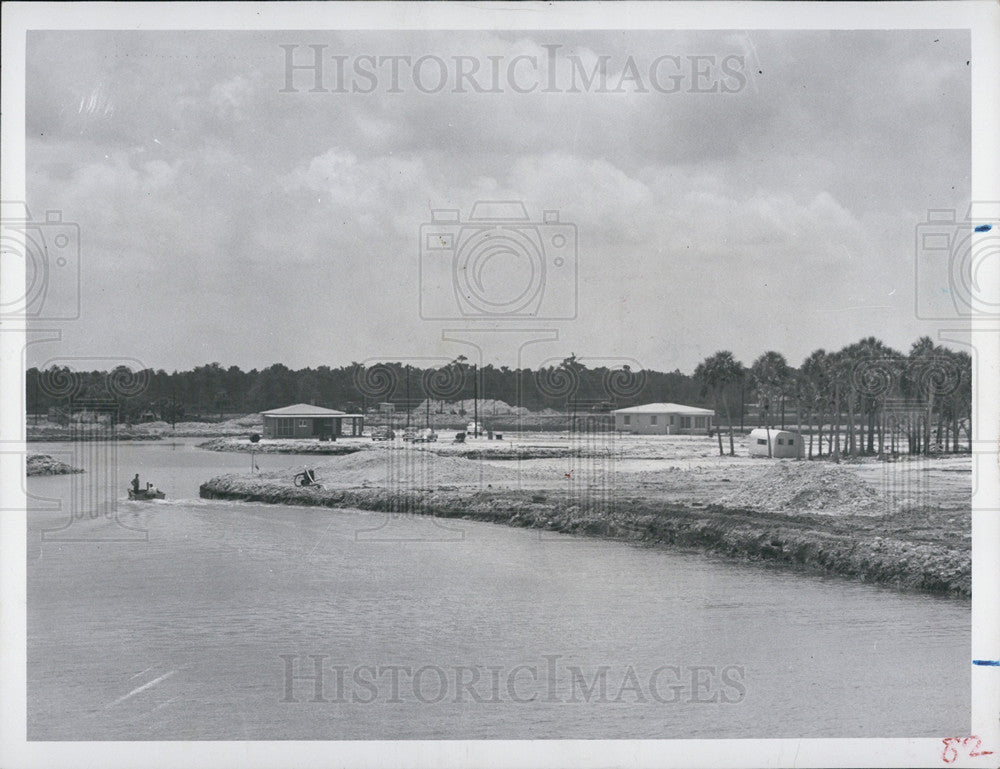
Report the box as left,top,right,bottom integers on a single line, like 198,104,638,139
24,29,970,373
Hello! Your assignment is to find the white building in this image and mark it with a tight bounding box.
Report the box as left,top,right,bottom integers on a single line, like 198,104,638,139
261,403,364,439
612,402,715,435
748,428,804,458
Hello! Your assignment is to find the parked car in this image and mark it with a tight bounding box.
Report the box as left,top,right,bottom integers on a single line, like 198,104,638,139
371,426,395,441
403,427,438,443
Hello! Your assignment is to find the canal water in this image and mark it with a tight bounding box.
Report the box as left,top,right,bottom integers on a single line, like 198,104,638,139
26,439,969,739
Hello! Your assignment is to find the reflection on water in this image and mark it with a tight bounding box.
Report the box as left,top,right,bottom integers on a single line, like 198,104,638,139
27,440,969,739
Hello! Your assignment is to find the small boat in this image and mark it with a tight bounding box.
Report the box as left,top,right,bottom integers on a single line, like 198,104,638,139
128,486,165,501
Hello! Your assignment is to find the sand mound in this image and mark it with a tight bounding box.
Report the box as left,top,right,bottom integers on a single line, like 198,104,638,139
136,420,171,430
412,398,537,417
718,461,889,516
119,415,263,436
274,448,523,487
27,454,84,476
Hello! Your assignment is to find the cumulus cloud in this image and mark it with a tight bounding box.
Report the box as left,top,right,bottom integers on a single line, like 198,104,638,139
24,29,970,372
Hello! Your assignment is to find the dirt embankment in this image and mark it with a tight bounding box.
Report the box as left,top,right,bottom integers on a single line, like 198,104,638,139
198,437,363,455
199,452,970,599
448,445,608,460
125,416,263,437
200,435,626,460
27,454,84,476
27,425,162,442
27,415,262,442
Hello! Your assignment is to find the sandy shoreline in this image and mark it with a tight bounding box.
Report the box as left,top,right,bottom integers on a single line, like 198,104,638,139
199,443,971,599
197,437,362,454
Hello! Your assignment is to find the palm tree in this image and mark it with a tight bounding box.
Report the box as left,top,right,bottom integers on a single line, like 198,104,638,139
948,349,972,452
845,336,896,456
750,351,792,457
906,337,963,454
836,340,866,456
825,350,850,462
798,349,830,459
695,351,742,456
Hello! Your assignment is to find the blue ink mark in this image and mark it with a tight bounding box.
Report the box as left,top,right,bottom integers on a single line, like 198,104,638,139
972,659,1000,666
974,224,992,232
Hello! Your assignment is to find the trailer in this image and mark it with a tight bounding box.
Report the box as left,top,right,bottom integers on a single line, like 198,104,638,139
748,428,804,458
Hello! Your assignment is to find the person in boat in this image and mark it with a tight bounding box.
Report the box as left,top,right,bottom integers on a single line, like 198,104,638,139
132,474,140,493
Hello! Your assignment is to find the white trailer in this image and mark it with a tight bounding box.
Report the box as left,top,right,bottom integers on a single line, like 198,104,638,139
748,428,804,458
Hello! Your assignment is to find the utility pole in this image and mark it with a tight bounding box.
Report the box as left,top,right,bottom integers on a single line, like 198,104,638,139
405,365,411,429
739,377,745,432
473,363,479,437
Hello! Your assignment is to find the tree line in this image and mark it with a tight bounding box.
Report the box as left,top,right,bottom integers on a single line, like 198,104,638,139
26,357,700,424
694,336,971,458
26,335,970,456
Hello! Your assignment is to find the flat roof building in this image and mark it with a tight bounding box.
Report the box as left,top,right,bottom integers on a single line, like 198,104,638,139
261,403,364,439
612,402,715,435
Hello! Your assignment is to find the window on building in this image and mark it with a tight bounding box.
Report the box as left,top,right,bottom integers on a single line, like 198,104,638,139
788,438,795,445
298,419,308,428
681,416,692,429
695,416,705,428
778,438,785,445
623,415,631,425
670,415,675,425
276,418,293,437
650,415,657,425
757,438,768,445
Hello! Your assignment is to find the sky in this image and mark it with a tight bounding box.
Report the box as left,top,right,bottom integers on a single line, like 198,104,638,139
24,29,971,374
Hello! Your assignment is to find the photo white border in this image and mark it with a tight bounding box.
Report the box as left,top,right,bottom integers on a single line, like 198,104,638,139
1,2,997,767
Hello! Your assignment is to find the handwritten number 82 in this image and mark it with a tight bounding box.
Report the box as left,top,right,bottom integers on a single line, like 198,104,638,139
941,735,994,763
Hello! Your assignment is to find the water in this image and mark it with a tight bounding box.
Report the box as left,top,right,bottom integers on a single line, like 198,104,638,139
27,440,970,739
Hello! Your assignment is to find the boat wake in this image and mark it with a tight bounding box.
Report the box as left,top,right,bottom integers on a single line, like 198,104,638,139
121,497,214,508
